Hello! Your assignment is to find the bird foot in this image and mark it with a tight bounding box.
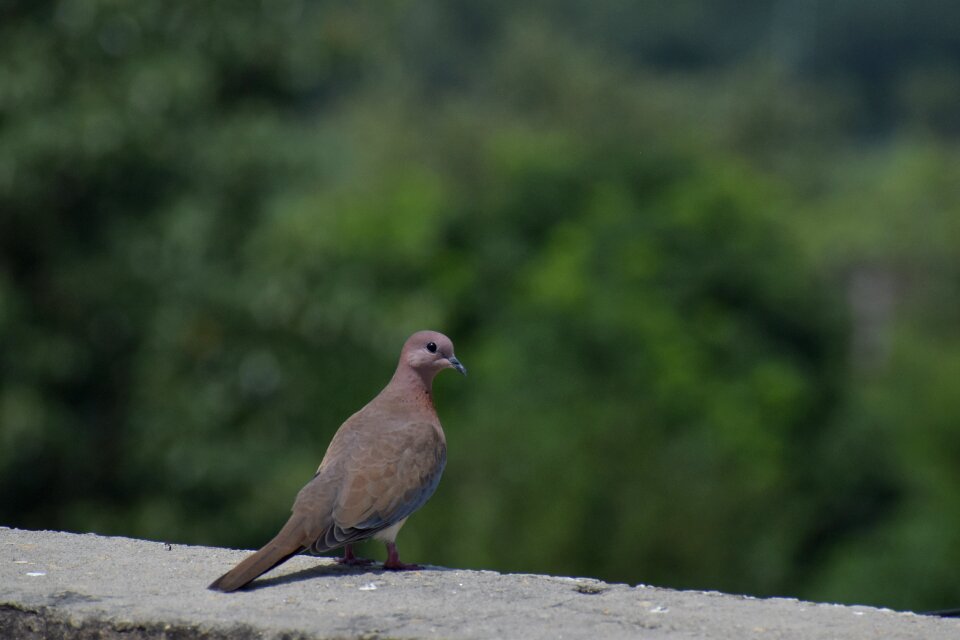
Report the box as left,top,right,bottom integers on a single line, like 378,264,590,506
382,542,420,570
337,545,373,566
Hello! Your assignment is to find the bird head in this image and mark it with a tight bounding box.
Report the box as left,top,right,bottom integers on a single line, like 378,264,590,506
402,330,467,379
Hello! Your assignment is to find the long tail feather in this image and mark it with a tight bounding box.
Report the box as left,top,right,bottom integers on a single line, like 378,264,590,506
208,518,307,592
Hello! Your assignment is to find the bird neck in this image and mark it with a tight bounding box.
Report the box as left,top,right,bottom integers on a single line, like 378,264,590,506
385,365,438,414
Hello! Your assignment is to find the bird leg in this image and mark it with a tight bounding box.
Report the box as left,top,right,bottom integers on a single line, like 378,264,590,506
337,544,373,566
382,542,420,570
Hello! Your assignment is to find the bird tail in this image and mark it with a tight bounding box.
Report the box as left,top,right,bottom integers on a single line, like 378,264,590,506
208,517,307,592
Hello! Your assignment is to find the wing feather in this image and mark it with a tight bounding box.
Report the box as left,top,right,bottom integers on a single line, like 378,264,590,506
301,420,446,554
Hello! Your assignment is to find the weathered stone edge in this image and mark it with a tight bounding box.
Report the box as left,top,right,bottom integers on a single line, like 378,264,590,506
0,603,281,640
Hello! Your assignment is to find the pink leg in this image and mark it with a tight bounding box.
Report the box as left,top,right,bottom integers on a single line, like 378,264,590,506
337,544,373,566
382,542,420,570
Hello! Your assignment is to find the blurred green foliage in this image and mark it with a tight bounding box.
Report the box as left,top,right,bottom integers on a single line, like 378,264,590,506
2,0,959,612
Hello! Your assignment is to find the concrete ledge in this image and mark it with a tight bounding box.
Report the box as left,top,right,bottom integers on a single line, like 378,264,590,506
1,526,956,639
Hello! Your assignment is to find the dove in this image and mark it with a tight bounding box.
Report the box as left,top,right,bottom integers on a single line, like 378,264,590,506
208,330,466,592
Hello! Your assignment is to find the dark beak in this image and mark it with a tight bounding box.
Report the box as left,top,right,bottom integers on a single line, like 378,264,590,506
448,356,467,376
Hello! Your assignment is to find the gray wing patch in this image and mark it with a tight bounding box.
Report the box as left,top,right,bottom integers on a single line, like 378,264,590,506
306,421,446,554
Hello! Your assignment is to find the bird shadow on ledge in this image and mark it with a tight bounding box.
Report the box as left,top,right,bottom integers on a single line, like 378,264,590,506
241,559,454,591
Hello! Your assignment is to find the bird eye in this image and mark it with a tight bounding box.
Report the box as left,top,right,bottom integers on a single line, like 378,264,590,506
426,342,437,353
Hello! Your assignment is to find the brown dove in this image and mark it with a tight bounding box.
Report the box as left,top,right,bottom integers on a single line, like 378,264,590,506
208,330,466,592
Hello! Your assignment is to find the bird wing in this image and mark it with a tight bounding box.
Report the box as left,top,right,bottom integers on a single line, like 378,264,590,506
302,420,446,553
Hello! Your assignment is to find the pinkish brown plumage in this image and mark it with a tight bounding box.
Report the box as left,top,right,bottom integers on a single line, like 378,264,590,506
208,330,465,592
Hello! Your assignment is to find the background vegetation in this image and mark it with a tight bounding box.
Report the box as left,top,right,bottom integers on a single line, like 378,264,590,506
2,0,959,612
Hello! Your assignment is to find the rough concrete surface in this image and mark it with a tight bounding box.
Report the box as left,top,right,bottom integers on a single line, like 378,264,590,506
1,526,956,639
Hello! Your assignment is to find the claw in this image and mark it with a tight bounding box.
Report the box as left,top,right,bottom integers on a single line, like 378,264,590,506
337,544,374,566
382,542,421,570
